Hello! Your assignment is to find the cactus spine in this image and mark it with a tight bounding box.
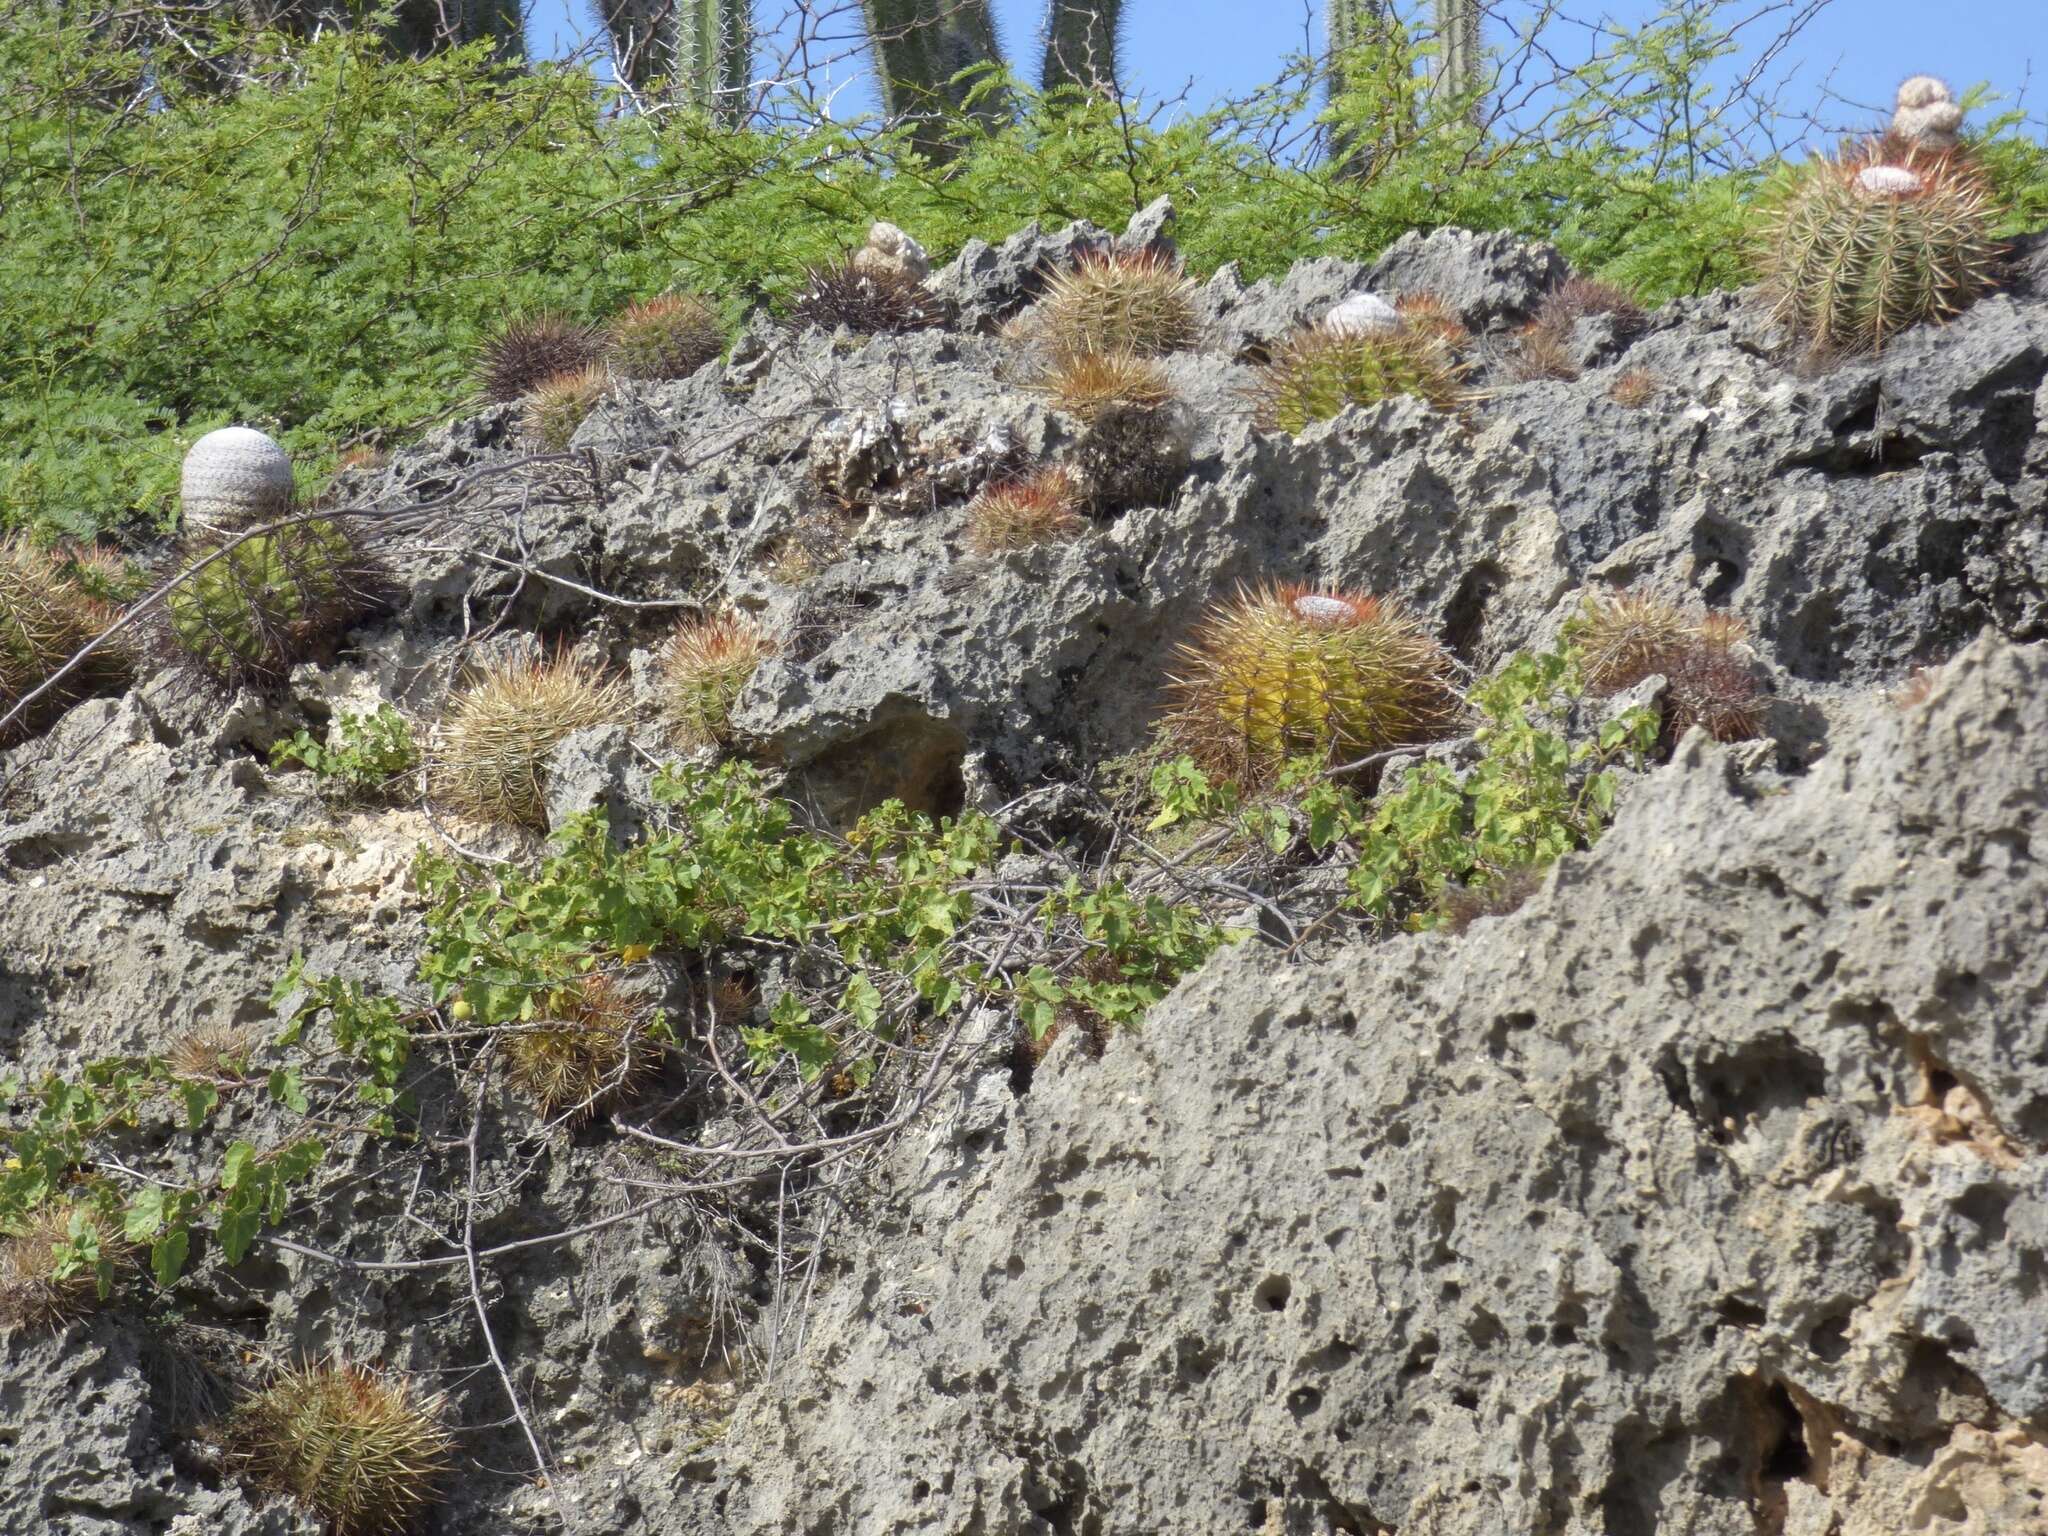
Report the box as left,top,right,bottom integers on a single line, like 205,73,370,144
861,0,1009,154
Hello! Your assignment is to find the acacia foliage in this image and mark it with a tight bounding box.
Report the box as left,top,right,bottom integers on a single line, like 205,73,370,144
2,15,2043,538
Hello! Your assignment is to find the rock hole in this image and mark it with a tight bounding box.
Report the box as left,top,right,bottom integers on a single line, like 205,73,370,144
1253,1275,1292,1312
1807,1314,1851,1364
1286,1385,1323,1420
1441,561,1504,662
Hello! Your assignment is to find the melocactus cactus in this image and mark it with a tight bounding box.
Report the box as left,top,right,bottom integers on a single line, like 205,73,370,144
523,365,611,450
1757,150,2002,352
1891,75,1965,155
181,426,294,528
657,609,778,748
788,259,951,335
1568,588,1699,692
163,518,385,688
1393,292,1471,350
0,538,125,742
1322,292,1400,336
1073,402,1193,514
1532,275,1646,340
475,312,601,403
0,1203,123,1331
503,973,652,1120
428,653,630,827
216,1360,452,1536
1034,349,1176,423
604,294,724,381
1248,321,1467,432
1166,583,1460,785
963,465,1088,555
1037,248,1199,361
1568,590,1763,743
849,220,931,284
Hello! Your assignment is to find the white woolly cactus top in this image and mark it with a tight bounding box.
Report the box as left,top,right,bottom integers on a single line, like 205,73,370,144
1892,74,1964,151
1291,593,1362,626
181,426,293,526
1856,164,1926,200
1322,292,1400,337
851,221,931,283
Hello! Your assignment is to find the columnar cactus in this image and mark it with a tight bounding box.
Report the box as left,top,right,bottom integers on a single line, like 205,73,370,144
1758,149,2002,351
1041,0,1124,90
1166,583,1460,785
181,427,294,528
593,0,751,121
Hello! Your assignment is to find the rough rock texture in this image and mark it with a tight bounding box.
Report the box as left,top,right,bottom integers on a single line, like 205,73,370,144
4,206,2047,1534
704,633,2048,1536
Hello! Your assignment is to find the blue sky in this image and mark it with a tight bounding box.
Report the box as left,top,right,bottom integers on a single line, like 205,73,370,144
526,1,2040,145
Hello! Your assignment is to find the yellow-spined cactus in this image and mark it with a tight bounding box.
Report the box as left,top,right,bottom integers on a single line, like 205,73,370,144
657,610,777,748
428,653,631,827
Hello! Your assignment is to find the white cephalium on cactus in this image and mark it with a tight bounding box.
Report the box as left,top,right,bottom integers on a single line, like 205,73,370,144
851,221,931,284
181,427,294,528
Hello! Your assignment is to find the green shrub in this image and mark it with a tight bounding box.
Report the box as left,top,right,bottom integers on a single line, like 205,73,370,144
270,704,419,802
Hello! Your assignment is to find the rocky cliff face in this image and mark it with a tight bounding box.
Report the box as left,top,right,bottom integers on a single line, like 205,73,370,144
2,205,2044,1535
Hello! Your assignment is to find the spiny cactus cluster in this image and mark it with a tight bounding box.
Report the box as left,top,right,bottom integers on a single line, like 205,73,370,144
1072,401,1194,515
657,609,777,748
1035,248,1199,362
0,1203,122,1331
502,973,653,1119
1570,589,1762,743
428,653,631,826
1249,303,1468,433
789,258,951,336
181,426,296,527
523,364,612,450
963,465,1088,555
1167,583,1460,786
163,517,387,688
216,1360,452,1536
475,312,601,403
1758,142,2003,353
604,293,724,381
1507,276,1646,382
1033,349,1176,423
1,537,127,742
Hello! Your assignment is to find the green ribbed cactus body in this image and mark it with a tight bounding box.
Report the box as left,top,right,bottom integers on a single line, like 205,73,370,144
1168,585,1458,785
1760,154,2002,351
0,540,123,741
165,519,382,686
592,0,749,120
1249,323,1466,434
1041,1,1124,90
860,0,1007,155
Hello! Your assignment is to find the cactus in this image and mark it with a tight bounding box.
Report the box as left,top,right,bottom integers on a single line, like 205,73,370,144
474,313,601,403
523,365,611,450
1609,368,1661,408
1533,276,1646,340
1393,292,1471,350
1323,292,1400,336
604,294,724,382
849,221,931,284
590,0,750,119
1035,249,1198,361
428,653,630,827
1167,584,1460,786
1073,402,1192,514
1568,589,1698,692
181,426,295,529
1568,591,1762,741
503,973,652,1119
0,539,126,742
657,610,778,748
1433,0,1482,107
860,0,1009,155
1034,349,1176,423
1891,75,1964,155
0,1203,124,1331
1758,149,2003,352
1248,321,1467,433
964,466,1088,555
162,518,385,688
1041,0,1125,90
216,1360,452,1536
787,259,952,335
1665,643,1763,744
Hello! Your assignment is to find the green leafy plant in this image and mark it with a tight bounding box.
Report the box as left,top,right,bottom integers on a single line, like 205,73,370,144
270,704,419,801
0,1201,125,1330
